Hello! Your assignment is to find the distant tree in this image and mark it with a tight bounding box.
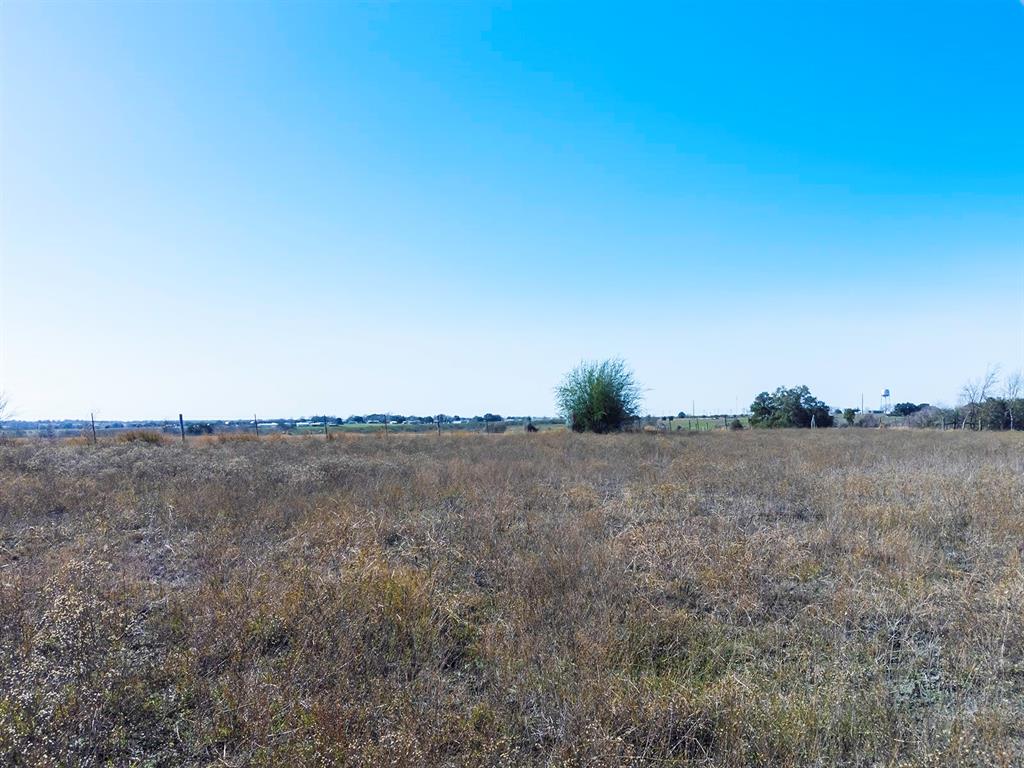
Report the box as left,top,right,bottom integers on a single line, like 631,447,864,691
1004,371,1022,431
347,415,366,424
980,398,1010,431
749,386,834,428
729,418,743,431
891,402,925,417
857,413,881,428
1010,399,1024,432
556,359,642,433
906,406,945,429
960,367,999,430
186,423,214,435
843,408,857,426
677,411,686,419
483,413,503,422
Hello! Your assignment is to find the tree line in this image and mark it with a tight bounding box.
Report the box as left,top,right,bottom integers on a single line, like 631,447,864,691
556,360,1024,433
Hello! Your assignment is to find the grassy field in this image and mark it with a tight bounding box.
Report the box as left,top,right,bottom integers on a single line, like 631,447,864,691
1,430,1021,766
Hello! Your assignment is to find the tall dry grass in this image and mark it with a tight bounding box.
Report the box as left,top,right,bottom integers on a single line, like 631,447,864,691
0,430,1021,766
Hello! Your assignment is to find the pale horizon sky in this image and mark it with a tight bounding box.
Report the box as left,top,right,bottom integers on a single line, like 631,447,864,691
2,1,1022,421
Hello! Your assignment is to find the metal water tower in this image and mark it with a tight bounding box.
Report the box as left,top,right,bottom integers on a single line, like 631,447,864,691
881,389,891,414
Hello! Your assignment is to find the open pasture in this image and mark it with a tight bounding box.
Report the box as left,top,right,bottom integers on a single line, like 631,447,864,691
1,430,1022,766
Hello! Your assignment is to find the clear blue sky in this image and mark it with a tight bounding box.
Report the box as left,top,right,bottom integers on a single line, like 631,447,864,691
2,1,1022,420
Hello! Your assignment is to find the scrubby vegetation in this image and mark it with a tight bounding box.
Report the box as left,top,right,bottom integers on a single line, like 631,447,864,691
556,358,641,433
750,385,834,428
1,431,1022,766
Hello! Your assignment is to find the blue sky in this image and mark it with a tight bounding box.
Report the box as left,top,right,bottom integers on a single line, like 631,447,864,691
1,1,1022,419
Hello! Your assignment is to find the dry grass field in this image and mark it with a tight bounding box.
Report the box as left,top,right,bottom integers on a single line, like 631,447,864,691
1,430,1022,767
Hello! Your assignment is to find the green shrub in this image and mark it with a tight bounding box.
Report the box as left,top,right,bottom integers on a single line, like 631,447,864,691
555,359,641,433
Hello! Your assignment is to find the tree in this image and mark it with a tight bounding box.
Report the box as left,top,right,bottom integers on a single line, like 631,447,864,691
749,386,834,428
843,408,857,426
1004,371,1022,431
857,412,881,428
891,402,925,417
556,359,642,433
979,398,1009,431
677,411,686,419
906,406,945,429
960,366,999,430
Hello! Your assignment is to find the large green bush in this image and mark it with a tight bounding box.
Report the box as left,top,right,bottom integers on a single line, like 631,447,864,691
556,359,641,433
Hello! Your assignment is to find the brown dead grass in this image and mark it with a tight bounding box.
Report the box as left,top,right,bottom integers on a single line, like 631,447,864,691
0,430,1022,766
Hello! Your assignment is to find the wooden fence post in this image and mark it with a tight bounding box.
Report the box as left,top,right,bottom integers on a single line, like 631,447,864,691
254,414,259,438
179,414,185,443
90,412,98,445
